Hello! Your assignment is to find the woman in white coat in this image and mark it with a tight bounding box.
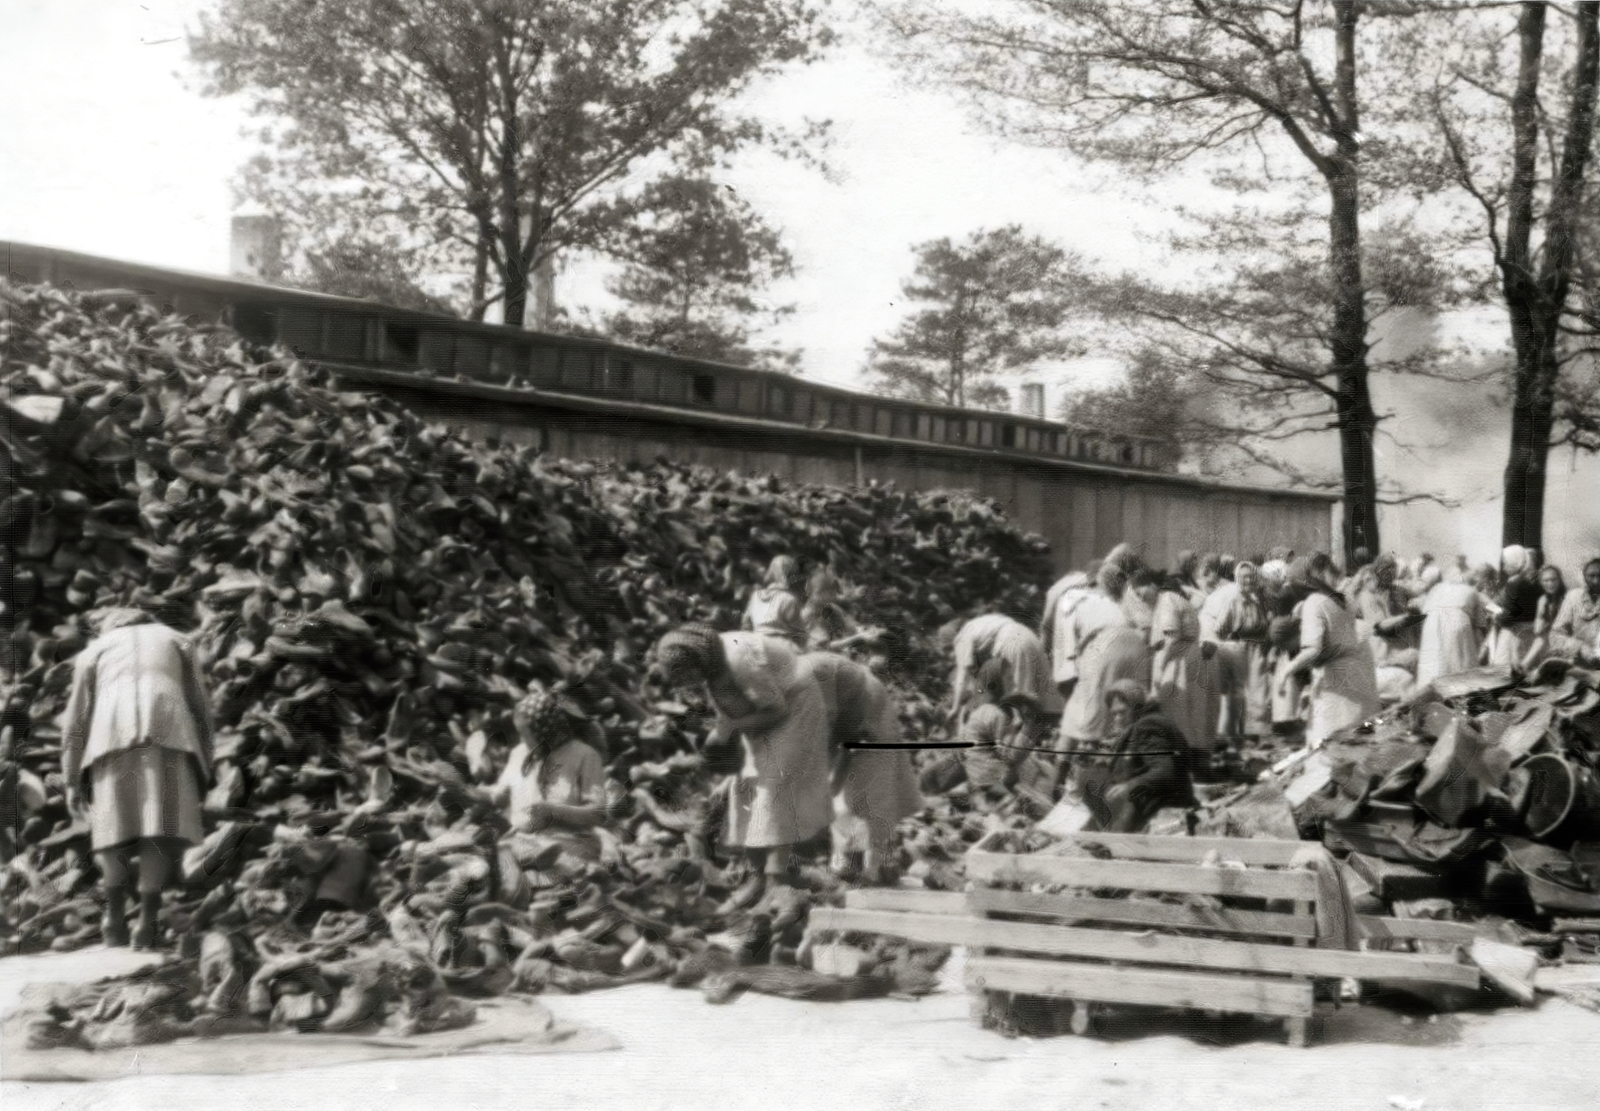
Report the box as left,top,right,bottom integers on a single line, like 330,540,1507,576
61,608,215,948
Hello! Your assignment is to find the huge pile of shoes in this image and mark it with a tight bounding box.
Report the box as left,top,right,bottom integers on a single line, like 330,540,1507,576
1,280,1037,1040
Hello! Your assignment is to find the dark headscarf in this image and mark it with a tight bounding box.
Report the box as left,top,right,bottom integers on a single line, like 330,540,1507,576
656,624,726,686
1103,678,1149,712
1287,555,1346,608
1097,562,1129,600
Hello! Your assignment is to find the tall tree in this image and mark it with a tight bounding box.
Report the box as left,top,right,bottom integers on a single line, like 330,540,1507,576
1074,210,1456,496
191,0,833,326
866,226,1085,410
878,0,1424,561
599,175,800,371
1415,1,1600,549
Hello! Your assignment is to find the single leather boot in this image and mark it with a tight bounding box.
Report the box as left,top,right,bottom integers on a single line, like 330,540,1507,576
132,891,162,950
102,886,130,948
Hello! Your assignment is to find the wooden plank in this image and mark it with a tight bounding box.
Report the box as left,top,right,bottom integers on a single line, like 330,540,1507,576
811,909,1478,987
1048,831,1311,867
1358,916,1481,944
1347,853,1457,903
966,850,1319,902
966,955,1315,1019
843,889,967,915
967,889,1318,941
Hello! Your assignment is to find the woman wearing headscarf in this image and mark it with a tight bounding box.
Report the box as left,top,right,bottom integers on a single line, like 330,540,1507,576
948,612,1058,725
657,624,831,898
60,607,215,949
804,651,922,885
1487,545,1542,668
1149,571,1220,761
1280,555,1380,748
1104,543,1154,635
1352,553,1423,704
1417,565,1490,687
1202,560,1273,740
1058,564,1152,750
490,688,608,860
1079,680,1197,834
743,555,807,645
802,566,874,653
1520,564,1571,671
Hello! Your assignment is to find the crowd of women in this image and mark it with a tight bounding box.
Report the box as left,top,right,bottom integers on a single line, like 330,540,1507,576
56,541,1600,949
940,543,1600,836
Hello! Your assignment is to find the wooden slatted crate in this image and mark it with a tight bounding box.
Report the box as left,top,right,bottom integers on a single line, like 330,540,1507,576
808,830,1481,1046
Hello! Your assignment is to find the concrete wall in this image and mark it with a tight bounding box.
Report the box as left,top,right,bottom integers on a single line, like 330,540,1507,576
379,382,1335,575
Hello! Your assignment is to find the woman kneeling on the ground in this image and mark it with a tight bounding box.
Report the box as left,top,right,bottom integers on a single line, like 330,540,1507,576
1081,680,1196,834
61,606,215,949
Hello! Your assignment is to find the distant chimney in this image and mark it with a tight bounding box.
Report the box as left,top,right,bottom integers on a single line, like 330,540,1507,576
527,252,556,330
230,214,283,282
518,208,557,329
1020,382,1046,419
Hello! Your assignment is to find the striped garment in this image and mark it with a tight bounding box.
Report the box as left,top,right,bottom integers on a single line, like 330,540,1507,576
88,746,203,850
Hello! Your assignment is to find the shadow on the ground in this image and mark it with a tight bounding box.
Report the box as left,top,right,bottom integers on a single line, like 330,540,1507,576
997,994,1473,1049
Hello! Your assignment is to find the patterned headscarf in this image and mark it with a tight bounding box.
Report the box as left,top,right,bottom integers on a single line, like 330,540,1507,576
515,687,571,764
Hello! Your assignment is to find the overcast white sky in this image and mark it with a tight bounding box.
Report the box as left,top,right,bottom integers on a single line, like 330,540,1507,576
0,0,1147,391
3,0,1597,566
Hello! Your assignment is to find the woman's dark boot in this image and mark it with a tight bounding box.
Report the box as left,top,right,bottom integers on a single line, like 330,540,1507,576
132,891,162,950
102,886,130,948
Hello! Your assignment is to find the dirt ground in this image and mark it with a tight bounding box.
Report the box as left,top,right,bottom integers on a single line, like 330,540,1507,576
3,946,1599,1111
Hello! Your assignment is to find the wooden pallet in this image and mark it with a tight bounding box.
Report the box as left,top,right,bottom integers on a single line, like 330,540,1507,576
808,831,1480,1046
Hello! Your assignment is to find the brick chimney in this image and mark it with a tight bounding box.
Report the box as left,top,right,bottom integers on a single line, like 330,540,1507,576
230,213,283,282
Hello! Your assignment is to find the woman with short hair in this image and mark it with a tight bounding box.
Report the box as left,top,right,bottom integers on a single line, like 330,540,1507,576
61,607,215,949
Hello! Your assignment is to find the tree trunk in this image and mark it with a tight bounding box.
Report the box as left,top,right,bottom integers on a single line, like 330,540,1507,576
1502,0,1600,549
1329,1,1380,564
1501,1,1550,548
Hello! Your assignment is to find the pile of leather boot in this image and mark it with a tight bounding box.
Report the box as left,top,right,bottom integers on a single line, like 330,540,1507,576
1,279,1032,1040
